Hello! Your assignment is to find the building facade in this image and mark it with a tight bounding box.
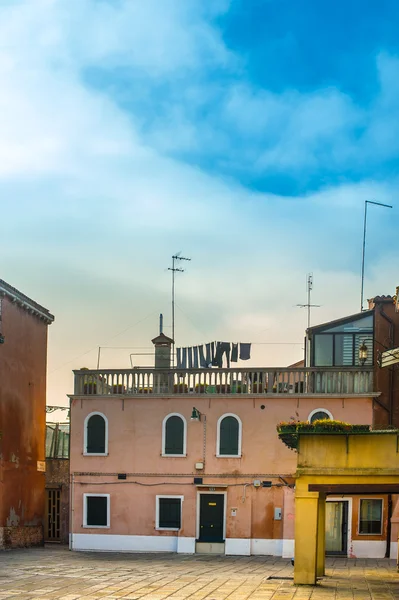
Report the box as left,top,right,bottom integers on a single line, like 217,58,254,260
45,422,70,544
0,279,54,548
69,324,386,557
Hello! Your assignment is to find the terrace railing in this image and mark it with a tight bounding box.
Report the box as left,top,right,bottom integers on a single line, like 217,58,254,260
73,366,374,396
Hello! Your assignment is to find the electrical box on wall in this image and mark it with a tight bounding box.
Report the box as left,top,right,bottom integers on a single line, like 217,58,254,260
253,479,261,487
195,462,204,470
274,507,282,520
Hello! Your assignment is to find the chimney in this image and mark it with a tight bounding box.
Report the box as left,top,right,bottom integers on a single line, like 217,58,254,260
151,322,174,393
151,327,174,369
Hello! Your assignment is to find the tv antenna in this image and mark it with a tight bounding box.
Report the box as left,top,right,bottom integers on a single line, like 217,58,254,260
297,273,320,330
168,252,191,367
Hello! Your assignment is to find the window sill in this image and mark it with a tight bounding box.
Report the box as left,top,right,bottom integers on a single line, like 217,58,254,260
83,525,110,529
83,452,109,456
156,527,180,531
161,454,187,458
216,454,241,458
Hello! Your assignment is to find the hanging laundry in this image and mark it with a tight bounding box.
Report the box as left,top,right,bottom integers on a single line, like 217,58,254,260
177,348,187,369
239,343,251,361
231,343,238,362
212,342,220,367
199,345,207,368
205,343,211,365
211,342,215,365
214,342,231,368
187,347,193,368
193,346,199,368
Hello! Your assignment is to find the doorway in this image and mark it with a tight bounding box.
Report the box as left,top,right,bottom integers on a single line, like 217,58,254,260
325,500,349,556
45,488,61,542
198,494,225,543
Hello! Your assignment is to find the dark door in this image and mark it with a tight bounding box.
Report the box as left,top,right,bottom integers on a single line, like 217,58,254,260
199,494,224,542
45,489,61,542
325,501,348,556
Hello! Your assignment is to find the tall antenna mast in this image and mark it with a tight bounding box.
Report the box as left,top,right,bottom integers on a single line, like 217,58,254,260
168,252,191,367
297,273,320,330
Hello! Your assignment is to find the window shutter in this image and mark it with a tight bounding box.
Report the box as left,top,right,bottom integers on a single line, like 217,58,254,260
165,416,184,455
159,498,181,528
87,415,106,453
219,416,239,455
86,496,108,526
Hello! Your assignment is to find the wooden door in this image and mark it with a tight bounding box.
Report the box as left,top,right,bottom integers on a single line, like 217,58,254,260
46,489,61,542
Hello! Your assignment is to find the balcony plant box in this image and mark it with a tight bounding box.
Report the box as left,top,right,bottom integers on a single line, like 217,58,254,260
276,420,371,451
216,384,231,394
195,384,208,394
174,383,188,394
138,387,153,394
83,382,97,394
112,384,126,394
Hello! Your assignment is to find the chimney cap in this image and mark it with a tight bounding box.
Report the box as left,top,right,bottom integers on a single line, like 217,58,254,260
151,332,174,346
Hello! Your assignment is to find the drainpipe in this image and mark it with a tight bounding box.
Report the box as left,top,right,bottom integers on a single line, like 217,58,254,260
385,494,393,558
70,472,74,551
379,306,395,425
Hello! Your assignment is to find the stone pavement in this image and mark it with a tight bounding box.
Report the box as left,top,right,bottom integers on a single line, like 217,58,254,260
0,546,398,600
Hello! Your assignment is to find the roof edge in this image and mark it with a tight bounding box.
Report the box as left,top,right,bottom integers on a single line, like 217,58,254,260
0,279,54,324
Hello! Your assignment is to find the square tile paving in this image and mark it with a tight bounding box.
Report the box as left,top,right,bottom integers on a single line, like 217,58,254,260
0,546,398,599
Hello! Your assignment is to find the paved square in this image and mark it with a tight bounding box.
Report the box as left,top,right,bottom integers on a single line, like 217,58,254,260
0,547,398,599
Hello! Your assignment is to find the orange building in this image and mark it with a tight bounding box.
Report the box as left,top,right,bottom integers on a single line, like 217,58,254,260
0,279,54,548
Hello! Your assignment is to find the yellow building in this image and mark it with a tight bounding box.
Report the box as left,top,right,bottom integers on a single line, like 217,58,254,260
293,430,399,584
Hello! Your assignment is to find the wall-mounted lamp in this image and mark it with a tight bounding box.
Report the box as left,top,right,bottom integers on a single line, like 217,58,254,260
191,407,201,422
359,340,368,366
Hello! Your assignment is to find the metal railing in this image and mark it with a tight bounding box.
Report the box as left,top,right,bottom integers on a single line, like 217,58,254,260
73,367,374,396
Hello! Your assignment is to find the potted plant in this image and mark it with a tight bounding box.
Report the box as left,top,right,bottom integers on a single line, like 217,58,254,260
216,384,231,394
174,383,188,394
195,383,208,394
138,387,153,394
112,384,126,394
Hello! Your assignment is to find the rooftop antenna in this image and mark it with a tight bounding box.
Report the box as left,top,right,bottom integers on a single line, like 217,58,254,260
168,252,191,367
297,273,320,330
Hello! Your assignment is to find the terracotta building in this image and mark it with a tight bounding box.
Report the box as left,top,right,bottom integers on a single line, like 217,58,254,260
69,306,390,558
0,279,54,548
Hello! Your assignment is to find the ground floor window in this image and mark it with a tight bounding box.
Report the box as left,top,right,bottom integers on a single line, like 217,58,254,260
156,496,183,530
83,494,110,528
359,499,383,534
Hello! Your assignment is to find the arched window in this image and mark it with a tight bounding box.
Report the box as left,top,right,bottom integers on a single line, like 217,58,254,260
217,414,242,457
308,408,333,424
162,414,186,456
84,412,108,455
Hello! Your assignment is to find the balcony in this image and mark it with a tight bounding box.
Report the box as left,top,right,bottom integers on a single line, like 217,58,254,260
72,366,374,397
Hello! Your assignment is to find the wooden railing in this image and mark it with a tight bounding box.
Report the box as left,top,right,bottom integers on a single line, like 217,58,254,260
73,367,374,396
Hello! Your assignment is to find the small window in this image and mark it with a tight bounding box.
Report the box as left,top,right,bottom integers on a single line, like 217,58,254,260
359,499,383,534
162,414,186,456
85,413,107,455
217,414,241,457
156,496,182,530
84,494,110,528
309,409,333,424
314,334,333,366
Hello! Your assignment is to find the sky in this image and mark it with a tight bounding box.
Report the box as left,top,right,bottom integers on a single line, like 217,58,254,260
1,0,399,410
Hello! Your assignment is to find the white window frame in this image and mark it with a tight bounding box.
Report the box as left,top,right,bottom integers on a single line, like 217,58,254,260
358,497,384,536
216,413,242,458
308,408,333,423
83,412,109,456
161,413,187,457
83,493,110,528
156,495,184,531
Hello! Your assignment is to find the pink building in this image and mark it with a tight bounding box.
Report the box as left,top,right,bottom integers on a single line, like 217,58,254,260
69,317,393,558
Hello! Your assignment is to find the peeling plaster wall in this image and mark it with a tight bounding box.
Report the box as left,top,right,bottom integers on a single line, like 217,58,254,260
0,297,49,549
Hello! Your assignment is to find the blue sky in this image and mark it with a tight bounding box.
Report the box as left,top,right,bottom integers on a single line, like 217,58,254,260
0,0,398,407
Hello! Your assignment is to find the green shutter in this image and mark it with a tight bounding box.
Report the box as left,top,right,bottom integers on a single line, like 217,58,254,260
87,415,106,453
219,416,239,455
159,498,181,528
165,416,184,454
86,496,108,526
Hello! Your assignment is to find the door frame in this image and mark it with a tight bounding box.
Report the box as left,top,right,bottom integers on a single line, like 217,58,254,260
196,491,227,542
326,497,352,557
